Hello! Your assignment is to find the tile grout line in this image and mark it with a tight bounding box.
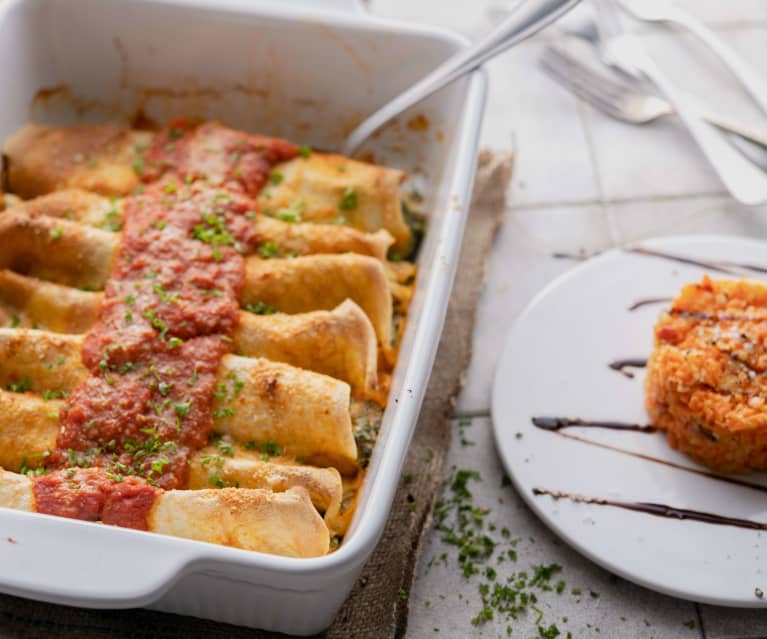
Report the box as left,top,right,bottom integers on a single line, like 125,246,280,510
695,602,707,639
508,189,729,212
451,410,491,420
570,79,621,247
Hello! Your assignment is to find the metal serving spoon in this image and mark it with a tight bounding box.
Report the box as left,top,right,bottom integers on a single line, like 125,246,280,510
340,0,582,156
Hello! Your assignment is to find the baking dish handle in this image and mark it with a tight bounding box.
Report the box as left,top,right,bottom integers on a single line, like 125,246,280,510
0,510,194,608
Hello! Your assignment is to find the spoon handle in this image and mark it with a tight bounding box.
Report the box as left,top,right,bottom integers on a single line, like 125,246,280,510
340,0,581,156
664,7,767,115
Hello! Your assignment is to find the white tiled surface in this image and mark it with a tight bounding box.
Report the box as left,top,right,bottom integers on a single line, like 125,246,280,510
367,1,767,637
408,417,699,639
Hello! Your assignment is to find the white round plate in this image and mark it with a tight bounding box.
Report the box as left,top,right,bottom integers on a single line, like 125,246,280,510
492,234,767,607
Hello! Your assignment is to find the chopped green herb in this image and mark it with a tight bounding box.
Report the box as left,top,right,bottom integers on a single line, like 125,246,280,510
174,402,190,418
338,186,358,211
218,440,235,457
258,241,281,258
209,472,226,488
41,389,67,401
49,227,63,241
244,301,277,315
5,377,32,393
192,211,234,260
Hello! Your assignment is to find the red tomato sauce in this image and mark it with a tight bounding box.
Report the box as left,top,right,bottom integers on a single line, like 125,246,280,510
35,123,295,529
141,118,298,196
33,469,158,530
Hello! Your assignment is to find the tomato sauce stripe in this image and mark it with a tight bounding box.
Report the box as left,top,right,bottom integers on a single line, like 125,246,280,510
32,121,298,529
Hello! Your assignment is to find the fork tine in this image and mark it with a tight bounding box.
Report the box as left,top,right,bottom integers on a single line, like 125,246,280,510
539,47,640,122
540,46,634,103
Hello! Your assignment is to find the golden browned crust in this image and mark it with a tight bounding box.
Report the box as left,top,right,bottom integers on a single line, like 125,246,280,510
8,188,123,230
243,253,393,351
0,329,87,394
215,355,358,474
149,486,329,557
258,153,411,252
188,445,344,534
0,470,35,511
0,209,118,289
254,214,393,261
235,300,378,395
0,392,60,471
0,270,100,333
3,124,151,198
0,469,330,557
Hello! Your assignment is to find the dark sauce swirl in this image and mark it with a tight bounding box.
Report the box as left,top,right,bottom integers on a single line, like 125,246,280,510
608,358,647,379
533,488,767,531
532,416,657,433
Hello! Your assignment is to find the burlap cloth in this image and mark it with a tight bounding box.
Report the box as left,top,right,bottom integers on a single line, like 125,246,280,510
0,149,513,639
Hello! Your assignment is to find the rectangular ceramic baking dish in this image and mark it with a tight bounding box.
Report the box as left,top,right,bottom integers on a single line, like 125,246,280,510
0,0,486,633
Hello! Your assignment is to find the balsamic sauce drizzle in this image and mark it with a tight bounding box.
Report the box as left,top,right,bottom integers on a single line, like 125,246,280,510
552,245,767,275
551,251,595,261
531,416,657,433
627,246,767,276
627,297,672,311
608,358,648,379
546,429,767,495
532,488,767,531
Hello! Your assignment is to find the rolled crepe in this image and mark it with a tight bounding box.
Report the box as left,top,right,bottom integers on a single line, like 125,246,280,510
0,210,118,290
0,392,60,471
9,189,124,231
188,444,344,534
0,329,87,394
0,392,349,534
252,213,393,261
0,270,99,333
0,469,329,557
215,355,358,474
258,152,411,252
0,290,377,394
4,124,409,252
0,211,394,338
151,486,329,557
0,333,358,474
243,254,392,349
235,300,378,395
6,188,392,260
3,124,151,198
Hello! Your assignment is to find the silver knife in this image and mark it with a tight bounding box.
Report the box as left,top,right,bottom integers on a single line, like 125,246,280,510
590,0,767,205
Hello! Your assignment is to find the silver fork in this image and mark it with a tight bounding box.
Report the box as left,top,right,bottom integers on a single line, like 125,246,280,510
539,44,767,151
589,0,767,204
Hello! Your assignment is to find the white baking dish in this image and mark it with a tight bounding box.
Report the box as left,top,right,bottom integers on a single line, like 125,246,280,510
0,0,486,633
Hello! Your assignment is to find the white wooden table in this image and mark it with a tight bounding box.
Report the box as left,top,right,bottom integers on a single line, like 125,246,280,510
367,1,767,636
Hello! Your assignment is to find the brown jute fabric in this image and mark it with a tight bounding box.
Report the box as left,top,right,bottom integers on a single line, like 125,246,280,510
0,149,513,639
